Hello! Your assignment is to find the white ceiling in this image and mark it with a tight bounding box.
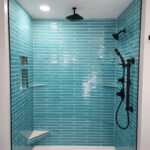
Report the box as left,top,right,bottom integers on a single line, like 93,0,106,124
17,0,133,19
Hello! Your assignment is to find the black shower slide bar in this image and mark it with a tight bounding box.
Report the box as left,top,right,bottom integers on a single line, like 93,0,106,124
126,58,135,112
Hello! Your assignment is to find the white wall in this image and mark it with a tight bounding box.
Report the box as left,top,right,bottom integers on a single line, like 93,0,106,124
138,0,150,150
0,0,11,150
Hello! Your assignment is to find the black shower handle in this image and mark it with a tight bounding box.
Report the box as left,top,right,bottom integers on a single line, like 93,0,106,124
116,88,125,100
118,77,124,84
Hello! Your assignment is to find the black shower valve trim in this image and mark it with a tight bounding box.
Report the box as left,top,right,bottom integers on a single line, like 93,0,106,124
118,77,124,83
116,88,125,100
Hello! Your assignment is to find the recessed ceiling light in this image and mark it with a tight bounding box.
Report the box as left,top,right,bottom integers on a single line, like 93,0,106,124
40,5,50,12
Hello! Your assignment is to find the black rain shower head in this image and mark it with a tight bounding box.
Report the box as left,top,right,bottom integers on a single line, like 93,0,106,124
66,7,84,22
112,29,126,40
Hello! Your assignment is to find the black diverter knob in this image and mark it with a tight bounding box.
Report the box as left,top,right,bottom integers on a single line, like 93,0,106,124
118,77,124,83
116,88,125,100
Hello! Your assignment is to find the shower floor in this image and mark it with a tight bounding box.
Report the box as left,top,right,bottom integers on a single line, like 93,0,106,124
33,146,115,150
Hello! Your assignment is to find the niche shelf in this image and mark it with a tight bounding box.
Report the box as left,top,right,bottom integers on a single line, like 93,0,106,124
99,63,115,65
103,84,117,88
20,65,28,70
30,84,48,88
28,130,50,145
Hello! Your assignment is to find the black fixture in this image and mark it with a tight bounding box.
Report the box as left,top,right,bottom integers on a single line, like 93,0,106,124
112,29,126,40
118,77,124,84
116,88,125,100
115,49,125,67
115,49,135,130
66,7,84,22
126,58,135,112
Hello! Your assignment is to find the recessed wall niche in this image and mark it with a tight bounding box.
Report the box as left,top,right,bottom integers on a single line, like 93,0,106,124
20,56,28,91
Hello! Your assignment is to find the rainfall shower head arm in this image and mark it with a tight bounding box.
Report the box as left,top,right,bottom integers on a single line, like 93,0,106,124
73,7,76,14
112,29,126,40
118,29,126,35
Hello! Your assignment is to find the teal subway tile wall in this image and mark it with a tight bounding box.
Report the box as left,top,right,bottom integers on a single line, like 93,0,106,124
9,0,141,149
33,20,116,145
115,0,141,150
9,0,34,149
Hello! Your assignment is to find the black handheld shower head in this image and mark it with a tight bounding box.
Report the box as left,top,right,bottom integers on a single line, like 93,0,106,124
115,49,120,55
115,49,125,67
112,29,126,40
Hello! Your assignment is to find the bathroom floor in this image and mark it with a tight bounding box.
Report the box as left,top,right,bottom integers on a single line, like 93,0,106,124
33,146,115,150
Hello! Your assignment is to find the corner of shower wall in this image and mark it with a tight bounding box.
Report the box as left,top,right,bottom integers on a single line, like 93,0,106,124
9,0,34,149
114,0,141,150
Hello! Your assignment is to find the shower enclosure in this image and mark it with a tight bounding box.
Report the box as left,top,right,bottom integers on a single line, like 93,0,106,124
9,0,141,150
